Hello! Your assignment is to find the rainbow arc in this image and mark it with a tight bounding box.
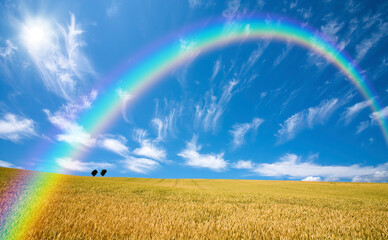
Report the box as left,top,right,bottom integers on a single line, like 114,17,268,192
1,17,387,239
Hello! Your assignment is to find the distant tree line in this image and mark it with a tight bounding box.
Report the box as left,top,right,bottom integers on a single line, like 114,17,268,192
91,169,107,177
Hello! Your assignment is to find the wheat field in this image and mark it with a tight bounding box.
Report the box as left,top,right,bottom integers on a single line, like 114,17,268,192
0,167,387,239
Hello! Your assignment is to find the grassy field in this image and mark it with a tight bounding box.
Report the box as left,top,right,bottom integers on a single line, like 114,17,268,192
0,167,388,239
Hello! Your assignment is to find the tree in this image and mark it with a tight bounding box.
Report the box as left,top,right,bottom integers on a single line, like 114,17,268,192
101,169,107,176
91,169,98,177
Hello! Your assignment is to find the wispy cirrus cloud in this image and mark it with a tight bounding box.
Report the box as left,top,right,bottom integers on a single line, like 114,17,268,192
229,117,263,149
356,121,370,134
345,0,362,13
0,40,17,59
296,7,312,20
21,14,95,100
132,129,166,161
307,18,349,69
44,91,98,147
0,113,36,142
342,99,372,124
175,38,201,86
210,58,222,82
188,0,203,8
106,1,120,18
222,0,242,20
273,41,292,66
355,22,388,62
49,90,97,120
370,106,388,125
116,88,134,123
178,135,227,172
253,153,388,182
320,19,344,43
342,104,387,135
195,80,239,132
45,94,165,169
239,41,269,75
276,98,339,143
151,98,184,142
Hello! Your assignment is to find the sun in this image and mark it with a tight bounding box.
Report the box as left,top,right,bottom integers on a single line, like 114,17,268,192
21,18,53,54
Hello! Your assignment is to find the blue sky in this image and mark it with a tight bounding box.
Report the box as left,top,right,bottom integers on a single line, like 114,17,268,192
0,0,387,182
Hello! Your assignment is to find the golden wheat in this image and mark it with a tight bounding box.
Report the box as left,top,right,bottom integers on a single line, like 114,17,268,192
0,167,387,239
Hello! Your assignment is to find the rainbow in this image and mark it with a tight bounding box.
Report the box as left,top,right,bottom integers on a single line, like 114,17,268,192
1,16,387,239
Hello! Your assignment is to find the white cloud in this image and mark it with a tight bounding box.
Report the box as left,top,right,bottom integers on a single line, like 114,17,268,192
56,158,114,172
233,160,254,169
44,113,95,147
195,80,239,132
121,156,160,174
45,94,133,157
342,99,371,124
0,113,36,142
253,153,388,182
324,177,340,182
276,98,339,143
44,91,98,147
370,106,388,125
132,129,166,161
178,135,227,172
21,14,95,100
229,118,264,149
352,171,388,182
355,22,388,62
0,40,17,58
302,176,321,181
356,121,369,134
56,124,96,147
0,160,15,168
99,135,129,157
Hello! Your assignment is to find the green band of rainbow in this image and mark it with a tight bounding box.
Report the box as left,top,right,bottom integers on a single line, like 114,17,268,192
1,17,387,239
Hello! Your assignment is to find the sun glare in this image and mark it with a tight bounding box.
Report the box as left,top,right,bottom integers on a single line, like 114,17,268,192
21,18,53,53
